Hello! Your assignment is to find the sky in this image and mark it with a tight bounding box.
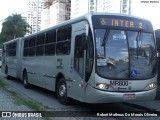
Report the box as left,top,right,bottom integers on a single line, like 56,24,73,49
0,0,28,31
131,0,160,30
0,0,160,31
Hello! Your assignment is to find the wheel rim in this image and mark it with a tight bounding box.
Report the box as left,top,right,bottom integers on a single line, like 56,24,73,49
59,83,66,97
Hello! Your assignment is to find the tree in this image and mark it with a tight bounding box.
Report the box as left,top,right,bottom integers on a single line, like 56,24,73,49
0,13,31,41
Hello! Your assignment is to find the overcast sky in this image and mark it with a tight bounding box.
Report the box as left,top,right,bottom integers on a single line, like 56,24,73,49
0,0,160,30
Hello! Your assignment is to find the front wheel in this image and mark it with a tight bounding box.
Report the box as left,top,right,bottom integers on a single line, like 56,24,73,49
57,78,71,105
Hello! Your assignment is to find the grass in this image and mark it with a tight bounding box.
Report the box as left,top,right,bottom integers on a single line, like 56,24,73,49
0,79,52,119
0,79,46,111
9,89,46,111
0,79,7,88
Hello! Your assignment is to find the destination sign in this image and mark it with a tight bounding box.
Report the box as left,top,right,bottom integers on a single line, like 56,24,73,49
100,18,143,29
92,15,153,32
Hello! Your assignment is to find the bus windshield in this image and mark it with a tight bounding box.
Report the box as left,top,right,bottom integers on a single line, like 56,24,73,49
95,29,157,79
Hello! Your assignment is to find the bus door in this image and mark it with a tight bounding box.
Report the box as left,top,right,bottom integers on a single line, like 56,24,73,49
73,30,87,101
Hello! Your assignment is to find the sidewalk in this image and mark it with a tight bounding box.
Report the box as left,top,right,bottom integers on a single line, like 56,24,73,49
0,88,31,111
0,83,43,120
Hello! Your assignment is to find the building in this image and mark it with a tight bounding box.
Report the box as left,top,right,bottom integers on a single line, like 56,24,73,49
71,0,121,19
41,0,131,29
120,0,131,14
41,0,71,30
27,0,44,34
71,0,131,19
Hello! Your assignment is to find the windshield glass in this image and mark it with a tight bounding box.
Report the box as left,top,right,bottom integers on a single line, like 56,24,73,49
95,29,157,79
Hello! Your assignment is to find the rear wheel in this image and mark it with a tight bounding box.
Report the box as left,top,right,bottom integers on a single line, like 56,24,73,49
57,78,71,105
23,71,30,88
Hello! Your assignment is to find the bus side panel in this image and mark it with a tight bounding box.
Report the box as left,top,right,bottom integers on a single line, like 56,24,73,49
1,44,6,74
67,21,89,102
6,56,17,77
16,39,23,79
44,56,57,91
2,39,21,78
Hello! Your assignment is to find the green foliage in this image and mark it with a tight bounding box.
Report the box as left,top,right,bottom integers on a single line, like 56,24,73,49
0,13,31,42
0,79,6,88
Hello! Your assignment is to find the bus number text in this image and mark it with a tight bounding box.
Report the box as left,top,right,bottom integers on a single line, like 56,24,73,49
110,80,128,86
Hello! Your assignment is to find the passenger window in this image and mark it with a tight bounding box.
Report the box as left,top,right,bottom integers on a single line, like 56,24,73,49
36,34,44,56
7,42,17,57
56,26,71,55
45,30,56,55
29,37,36,56
24,39,29,57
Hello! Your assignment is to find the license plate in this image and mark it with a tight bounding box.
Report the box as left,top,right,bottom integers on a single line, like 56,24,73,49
123,94,135,99
110,80,128,86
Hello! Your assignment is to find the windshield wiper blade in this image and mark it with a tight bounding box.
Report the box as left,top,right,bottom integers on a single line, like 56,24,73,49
101,28,110,46
136,29,143,47
136,30,143,58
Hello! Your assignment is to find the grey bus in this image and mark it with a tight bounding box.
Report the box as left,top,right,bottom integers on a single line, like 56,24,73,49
2,38,23,78
2,13,157,105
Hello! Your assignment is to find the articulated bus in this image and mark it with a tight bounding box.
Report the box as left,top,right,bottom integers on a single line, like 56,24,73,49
2,13,157,105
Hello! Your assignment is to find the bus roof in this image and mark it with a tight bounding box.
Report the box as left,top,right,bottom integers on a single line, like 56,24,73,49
3,37,22,45
24,13,152,38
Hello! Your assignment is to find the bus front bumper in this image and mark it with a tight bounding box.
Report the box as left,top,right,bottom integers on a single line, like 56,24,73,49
85,85,157,103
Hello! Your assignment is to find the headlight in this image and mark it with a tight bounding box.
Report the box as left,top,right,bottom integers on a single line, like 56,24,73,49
148,83,156,89
96,83,109,90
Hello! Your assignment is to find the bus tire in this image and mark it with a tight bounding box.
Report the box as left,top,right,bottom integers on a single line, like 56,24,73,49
23,71,30,88
57,78,71,105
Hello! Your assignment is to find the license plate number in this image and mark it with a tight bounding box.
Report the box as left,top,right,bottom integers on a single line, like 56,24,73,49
110,80,128,86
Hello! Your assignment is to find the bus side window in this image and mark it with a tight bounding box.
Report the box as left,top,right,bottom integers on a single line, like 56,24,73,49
45,30,56,55
29,37,36,56
7,42,16,57
56,26,71,55
24,39,29,57
36,34,45,56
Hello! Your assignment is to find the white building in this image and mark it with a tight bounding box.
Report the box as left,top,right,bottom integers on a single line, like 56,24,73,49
41,0,131,29
120,0,131,14
71,0,131,19
97,0,121,13
41,0,71,30
71,0,121,19
27,0,44,34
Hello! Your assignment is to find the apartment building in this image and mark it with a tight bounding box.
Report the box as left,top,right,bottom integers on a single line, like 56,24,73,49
41,0,71,30
121,0,131,14
71,0,121,19
27,0,44,34
71,0,131,19
41,0,131,29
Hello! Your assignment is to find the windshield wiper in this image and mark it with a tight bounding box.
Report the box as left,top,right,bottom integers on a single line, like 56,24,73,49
136,30,143,58
101,28,110,46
